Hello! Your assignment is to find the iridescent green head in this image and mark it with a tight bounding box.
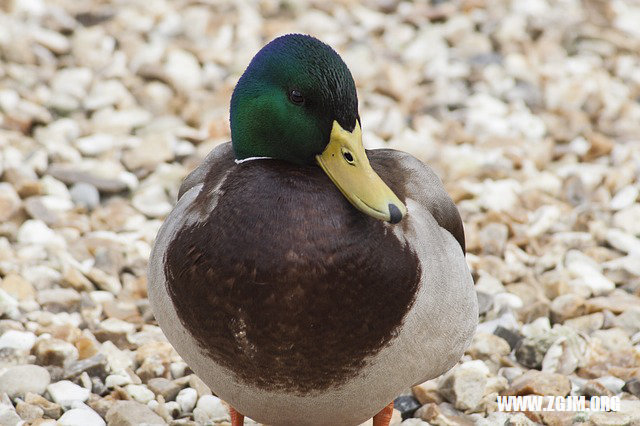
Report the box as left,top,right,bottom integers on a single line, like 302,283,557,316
230,34,406,223
230,34,358,165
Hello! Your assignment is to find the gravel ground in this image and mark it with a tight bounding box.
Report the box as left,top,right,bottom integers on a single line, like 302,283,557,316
1,0,640,425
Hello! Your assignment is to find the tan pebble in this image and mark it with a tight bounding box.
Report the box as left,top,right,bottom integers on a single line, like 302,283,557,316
502,370,571,397
76,335,100,360
550,293,586,323
412,379,443,405
189,374,212,397
15,400,45,422
580,380,614,398
0,274,35,301
564,312,604,334
25,392,62,419
467,333,511,359
33,338,79,366
135,341,174,365
592,328,632,351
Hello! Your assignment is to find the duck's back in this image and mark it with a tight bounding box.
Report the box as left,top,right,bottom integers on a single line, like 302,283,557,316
148,142,477,426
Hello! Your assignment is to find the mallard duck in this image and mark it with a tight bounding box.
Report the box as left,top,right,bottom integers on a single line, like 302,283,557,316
148,34,477,426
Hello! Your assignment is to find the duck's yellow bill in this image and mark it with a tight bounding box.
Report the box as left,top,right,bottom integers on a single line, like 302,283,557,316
316,121,406,224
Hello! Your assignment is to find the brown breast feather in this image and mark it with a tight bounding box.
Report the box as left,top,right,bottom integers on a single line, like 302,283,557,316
164,159,421,395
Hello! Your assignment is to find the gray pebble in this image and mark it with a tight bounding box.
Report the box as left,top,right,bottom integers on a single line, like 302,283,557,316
70,182,100,210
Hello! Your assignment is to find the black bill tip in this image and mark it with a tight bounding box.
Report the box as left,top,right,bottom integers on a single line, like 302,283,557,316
388,203,403,224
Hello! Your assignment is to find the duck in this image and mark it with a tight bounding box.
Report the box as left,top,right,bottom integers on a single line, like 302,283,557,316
148,33,478,426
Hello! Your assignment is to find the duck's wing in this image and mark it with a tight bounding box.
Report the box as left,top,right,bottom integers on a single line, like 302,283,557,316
178,142,236,200
367,148,465,253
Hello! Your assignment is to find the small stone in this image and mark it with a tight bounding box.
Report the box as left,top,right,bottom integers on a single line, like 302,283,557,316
132,185,172,218
105,373,132,388
164,49,202,92
587,293,640,314
94,318,135,349
475,273,505,295
170,362,189,379
58,408,105,426
74,134,115,156
122,136,174,171
135,341,174,365
34,338,79,366
606,229,640,256
188,375,211,397
550,294,586,323
91,377,108,396
0,274,35,301
100,341,134,373
192,395,229,423
103,300,141,323
565,250,615,295
514,326,578,370
503,370,571,397
0,183,21,221
467,333,511,359
64,351,106,376
25,392,62,419
476,291,494,316
0,330,36,351
438,360,488,411
0,402,22,426
479,223,509,256
0,365,51,397
564,312,604,334
164,401,181,419
47,380,90,407
105,400,166,426
612,307,640,336
415,402,472,426
70,183,100,210
392,395,421,419
493,326,523,350
18,220,64,247
592,328,632,351
148,378,180,401
399,418,430,425
75,336,100,360
623,378,640,398
15,401,44,422
3,168,41,198
0,293,21,321
412,379,443,405
613,204,640,236
33,27,70,54
610,185,639,210
589,411,633,426
580,380,613,397
86,268,122,294
37,288,81,313
47,165,129,194
125,384,155,404
176,387,198,413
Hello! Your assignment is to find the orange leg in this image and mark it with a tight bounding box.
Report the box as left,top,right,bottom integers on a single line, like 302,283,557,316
230,406,244,426
372,401,394,426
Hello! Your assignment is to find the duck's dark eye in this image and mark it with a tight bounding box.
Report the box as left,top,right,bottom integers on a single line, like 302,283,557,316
342,150,355,164
289,90,304,105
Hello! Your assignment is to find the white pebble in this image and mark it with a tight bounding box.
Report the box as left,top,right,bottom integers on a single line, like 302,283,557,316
58,408,105,426
176,387,198,413
0,329,37,351
47,380,90,408
193,395,229,423
125,384,155,404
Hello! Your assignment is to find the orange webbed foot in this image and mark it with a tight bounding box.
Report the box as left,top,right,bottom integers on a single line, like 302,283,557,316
372,401,394,426
230,406,244,426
